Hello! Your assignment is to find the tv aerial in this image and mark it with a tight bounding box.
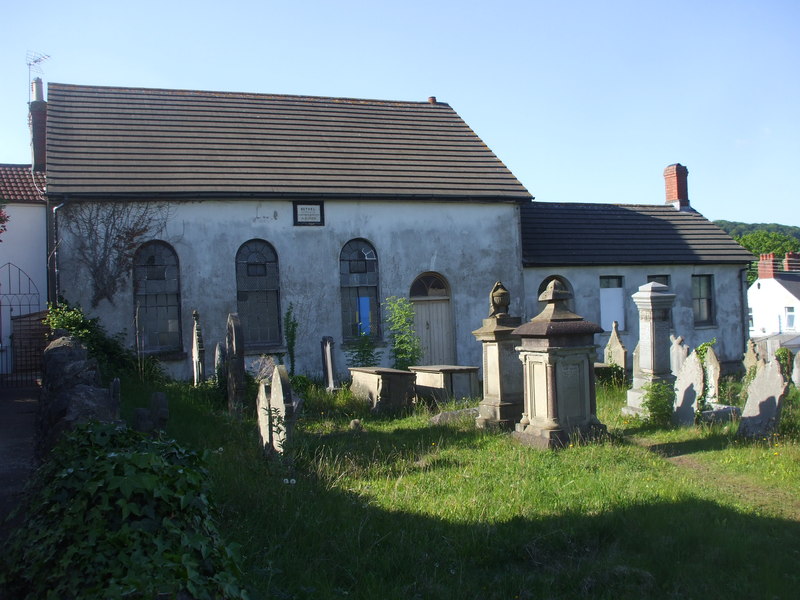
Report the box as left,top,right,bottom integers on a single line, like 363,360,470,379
26,51,50,100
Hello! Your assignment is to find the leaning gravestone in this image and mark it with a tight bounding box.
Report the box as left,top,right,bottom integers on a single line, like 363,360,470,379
670,335,689,378
673,351,704,426
604,320,627,369
258,365,298,455
192,310,205,386
321,336,337,391
793,351,800,388
226,313,246,419
704,346,721,404
743,339,759,372
738,360,789,438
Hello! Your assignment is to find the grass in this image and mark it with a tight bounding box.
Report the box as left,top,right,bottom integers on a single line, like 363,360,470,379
120,377,800,599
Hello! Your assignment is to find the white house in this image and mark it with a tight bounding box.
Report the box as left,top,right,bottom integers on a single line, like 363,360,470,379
748,253,800,355
0,164,47,375
520,165,754,372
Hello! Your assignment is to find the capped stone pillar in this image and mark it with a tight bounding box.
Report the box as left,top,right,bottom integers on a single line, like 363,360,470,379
472,282,522,429
623,282,676,416
511,280,606,449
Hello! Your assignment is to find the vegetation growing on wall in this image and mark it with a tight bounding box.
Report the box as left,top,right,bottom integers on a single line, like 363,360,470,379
60,201,171,307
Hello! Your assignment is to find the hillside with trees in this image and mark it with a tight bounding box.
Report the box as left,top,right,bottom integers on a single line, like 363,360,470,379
715,220,800,243
715,220,800,284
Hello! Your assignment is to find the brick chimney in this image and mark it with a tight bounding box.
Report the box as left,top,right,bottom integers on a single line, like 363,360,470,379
664,163,689,210
758,253,778,279
29,77,47,171
784,251,800,272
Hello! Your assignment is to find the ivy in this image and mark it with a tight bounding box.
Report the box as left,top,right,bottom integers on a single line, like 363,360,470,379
0,423,248,600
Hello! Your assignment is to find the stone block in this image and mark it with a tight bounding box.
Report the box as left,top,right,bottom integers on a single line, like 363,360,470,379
349,367,416,414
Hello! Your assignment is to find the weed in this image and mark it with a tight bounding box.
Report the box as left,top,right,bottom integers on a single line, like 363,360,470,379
642,381,675,427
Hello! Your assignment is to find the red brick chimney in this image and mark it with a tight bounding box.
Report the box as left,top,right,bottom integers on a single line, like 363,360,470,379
29,77,47,171
784,251,800,272
758,253,778,279
664,163,689,210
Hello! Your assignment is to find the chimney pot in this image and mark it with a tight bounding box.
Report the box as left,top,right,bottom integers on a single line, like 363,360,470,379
428,96,437,104
664,163,690,209
29,79,47,171
31,77,44,102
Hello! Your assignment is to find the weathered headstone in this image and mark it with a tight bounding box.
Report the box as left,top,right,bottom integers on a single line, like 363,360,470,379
109,377,121,416
226,313,246,418
793,351,800,388
258,365,298,454
192,310,205,386
670,335,689,377
603,320,627,369
511,280,606,449
743,339,760,372
473,281,523,429
321,336,337,391
738,360,789,438
673,351,703,426
623,283,676,416
214,342,226,381
704,346,721,403
133,391,169,434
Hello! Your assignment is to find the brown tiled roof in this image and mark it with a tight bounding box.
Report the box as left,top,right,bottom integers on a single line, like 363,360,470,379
0,164,46,204
521,202,754,266
45,83,531,201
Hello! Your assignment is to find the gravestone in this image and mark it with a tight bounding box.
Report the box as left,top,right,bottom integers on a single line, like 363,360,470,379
704,346,721,403
192,310,205,385
349,367,416,413
226,313,246,418
258,365,299,455
743,339,759,372
793,351,800,388
623,283,676,416
472,282,523,430
109,377,121,416
321,336,337,391
670,335,689,377
214,342,226,381
603,320,627,369
673,351,703,426
738,360,789,438
511,280,606,449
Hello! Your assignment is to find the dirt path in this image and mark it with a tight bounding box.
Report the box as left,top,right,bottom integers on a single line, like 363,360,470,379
629,435,800,521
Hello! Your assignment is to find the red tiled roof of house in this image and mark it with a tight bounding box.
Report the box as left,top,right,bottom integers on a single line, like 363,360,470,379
0,164,46,204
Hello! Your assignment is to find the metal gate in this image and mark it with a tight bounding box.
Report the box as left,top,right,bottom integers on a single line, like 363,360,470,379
0,263,45,387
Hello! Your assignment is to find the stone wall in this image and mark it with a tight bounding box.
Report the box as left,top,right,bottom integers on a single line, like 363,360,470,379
37,334,120,458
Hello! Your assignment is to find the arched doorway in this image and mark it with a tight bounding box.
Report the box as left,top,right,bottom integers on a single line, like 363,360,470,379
410,273,455,365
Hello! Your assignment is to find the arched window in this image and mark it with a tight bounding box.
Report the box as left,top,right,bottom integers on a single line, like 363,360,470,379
133,241,182,353
340,239,379,339
410,273,449,298
236,239,281,347
537,275,576,313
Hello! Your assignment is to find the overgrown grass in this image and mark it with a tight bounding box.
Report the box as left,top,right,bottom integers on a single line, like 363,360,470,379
117,378,800,599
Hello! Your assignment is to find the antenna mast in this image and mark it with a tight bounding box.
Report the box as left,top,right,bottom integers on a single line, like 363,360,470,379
26,51,49,101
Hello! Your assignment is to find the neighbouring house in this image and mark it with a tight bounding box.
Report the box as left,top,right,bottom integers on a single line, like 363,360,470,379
0,163,47,376
42,83,530,379
29,80,753,380
520,164,754,372
748,252,800,357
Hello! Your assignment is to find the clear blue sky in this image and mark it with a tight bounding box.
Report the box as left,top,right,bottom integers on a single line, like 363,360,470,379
2,0,798,225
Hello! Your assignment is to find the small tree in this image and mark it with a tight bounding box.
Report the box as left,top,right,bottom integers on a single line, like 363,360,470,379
383,296,423,371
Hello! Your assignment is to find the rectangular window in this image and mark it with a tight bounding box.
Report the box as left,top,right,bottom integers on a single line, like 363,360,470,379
599,276,625,331
647,274,670,287
748,307,754,330
786,307,796,330
692,275,714,326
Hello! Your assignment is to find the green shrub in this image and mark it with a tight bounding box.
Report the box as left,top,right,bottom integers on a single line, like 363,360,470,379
642,381,675,427
383,295,422,371
44,302,165,383
595,364,627,388
0,422,248,600
775,347,793,380
344,332,382,368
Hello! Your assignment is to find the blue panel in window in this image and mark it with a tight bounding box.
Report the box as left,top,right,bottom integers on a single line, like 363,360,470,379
358,296,371,335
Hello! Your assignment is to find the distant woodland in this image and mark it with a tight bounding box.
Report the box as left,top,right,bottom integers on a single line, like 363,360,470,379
714,220,800,243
